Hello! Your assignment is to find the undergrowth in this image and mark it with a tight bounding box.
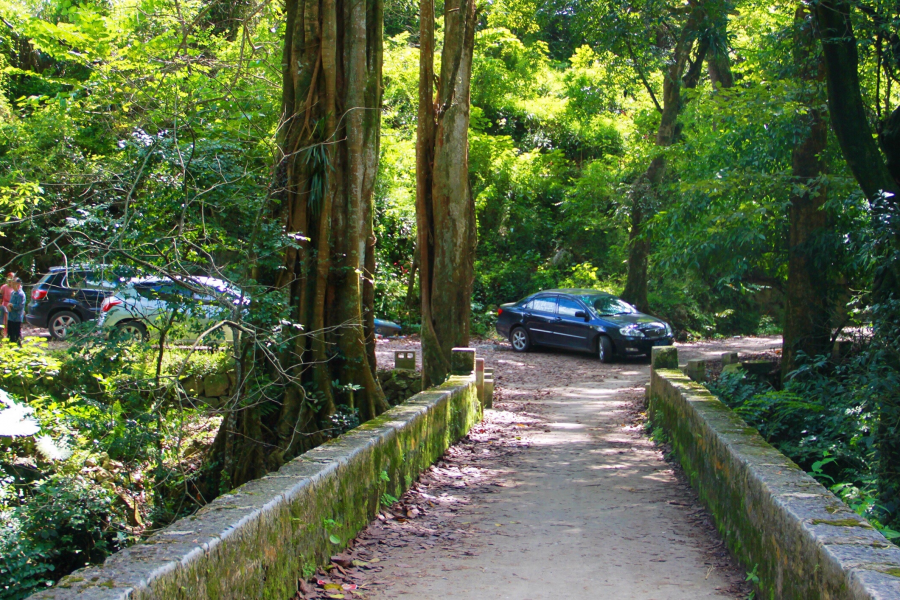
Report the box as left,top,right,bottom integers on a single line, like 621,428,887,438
0,337,227,599
708,351,900,542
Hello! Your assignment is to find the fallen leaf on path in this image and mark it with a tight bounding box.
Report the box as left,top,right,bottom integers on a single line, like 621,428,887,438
331,554,353,568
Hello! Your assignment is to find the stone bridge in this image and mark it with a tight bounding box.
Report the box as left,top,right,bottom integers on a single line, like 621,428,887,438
29,341,900,600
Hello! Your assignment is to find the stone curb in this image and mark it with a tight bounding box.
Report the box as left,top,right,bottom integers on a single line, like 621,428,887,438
30,375,481,600
650,367,900,599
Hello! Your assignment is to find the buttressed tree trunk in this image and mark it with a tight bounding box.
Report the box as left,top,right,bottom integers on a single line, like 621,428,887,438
212,0,389,490
816,0,900,523
782,5,833,378
416,0,478,388
622,3,709,312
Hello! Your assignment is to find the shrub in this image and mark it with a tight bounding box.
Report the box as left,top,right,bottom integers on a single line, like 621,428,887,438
0,474,124,600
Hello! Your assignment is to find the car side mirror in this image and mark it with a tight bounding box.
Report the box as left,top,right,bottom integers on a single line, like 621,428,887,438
574,310,589,321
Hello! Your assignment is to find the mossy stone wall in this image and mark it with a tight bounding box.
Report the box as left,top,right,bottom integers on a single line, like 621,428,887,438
649,368,900,599
30,375,481,600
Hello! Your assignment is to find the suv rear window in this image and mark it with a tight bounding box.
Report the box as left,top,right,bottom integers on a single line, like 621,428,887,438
36,272,65,286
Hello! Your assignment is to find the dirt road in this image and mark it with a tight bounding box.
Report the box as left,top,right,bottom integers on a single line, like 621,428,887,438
304,337,780,599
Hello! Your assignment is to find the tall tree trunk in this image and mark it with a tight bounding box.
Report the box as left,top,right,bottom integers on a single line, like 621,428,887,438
816,1,900,201
211,0,388,489
416,0,478,388
707,40,734,89
782,5,833,378
622,5,708,312
817,0,900,523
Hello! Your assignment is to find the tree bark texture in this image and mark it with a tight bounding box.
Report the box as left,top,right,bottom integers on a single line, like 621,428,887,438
707,49,734,89
816,0,900,523
816,0,900,203
622,3,709,312
782,5,833,378
211,0,388,489
416,0,478,388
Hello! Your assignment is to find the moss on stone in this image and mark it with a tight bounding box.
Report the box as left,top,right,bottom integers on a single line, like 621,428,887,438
810,518,872,528
648,368,900,600
32,376,480,600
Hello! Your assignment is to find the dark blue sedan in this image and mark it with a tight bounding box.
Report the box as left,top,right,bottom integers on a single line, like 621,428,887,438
495,289,674,362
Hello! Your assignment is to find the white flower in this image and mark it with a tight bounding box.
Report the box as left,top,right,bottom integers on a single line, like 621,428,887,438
0,389,40,437
35,436,72,462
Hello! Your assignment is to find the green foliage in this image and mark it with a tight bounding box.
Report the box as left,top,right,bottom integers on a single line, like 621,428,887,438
746,563,760,598
0,339,61,399
1,0,899,590
707,344,900,537
0,474,122,600
0,335,232,596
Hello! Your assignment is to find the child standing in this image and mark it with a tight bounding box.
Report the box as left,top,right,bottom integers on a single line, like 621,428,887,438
6,278,25,346
0,272,14,338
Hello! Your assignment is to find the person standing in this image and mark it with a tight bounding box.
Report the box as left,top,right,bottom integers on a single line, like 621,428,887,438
6,278,25,346
0,272,14,338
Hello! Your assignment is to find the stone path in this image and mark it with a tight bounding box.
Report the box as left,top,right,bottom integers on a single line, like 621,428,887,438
306,337,780,599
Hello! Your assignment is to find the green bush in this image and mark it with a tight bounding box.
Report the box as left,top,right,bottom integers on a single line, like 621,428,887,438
0,340,61,401
0,338,231,597
0,474,123,600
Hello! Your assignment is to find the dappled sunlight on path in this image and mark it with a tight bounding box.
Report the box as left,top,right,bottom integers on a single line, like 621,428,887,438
300,339,772,599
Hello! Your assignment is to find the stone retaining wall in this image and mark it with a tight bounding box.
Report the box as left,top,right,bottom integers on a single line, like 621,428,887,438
649,349,900,599
30,372,482,600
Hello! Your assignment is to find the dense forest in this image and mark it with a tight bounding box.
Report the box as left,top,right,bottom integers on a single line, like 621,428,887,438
1,0,899,595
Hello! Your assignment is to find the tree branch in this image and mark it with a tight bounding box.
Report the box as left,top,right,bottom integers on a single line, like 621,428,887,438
624,37,663,114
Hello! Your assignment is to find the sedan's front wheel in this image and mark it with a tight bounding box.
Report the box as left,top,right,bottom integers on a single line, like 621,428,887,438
598,336,615,363
510,327,531,352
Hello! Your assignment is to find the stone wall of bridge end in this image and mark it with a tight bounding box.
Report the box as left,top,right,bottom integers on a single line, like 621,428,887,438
649,359,900,600
29,373,481,600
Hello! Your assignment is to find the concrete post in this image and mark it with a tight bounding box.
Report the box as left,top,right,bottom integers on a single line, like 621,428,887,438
651,346,678,369
686,359,706,382
721,352,739,365
741,360,777,378
450,347,476,376
475,358,485,407
484,368,494,409
394,351,416,370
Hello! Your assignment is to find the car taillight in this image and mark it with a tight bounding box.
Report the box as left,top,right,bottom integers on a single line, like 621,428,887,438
101,297,122,312
32,288,47,301
497,308,503,315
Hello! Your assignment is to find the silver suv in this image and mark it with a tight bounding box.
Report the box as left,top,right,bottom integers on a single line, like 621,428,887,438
97,276,247,343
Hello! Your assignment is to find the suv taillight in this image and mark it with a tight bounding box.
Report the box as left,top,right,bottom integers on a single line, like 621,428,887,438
101,297,122,312
497,308,504,315
32,288,48,301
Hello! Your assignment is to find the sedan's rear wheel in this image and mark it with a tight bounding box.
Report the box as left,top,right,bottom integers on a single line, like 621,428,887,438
49,311,80,340
598,336,615,363
510,327,531,352
116,321,148,342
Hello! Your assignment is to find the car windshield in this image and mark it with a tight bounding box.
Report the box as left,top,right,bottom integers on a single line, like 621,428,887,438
579,295,637,316
124,276,247,304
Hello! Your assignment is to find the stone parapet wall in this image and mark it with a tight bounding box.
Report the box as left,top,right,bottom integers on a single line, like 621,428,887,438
650,364,900,599
30,374,481,600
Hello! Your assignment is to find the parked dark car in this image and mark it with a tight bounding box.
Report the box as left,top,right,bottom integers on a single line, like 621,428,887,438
495,289,674,362
374,318,402,336
26,266,127,340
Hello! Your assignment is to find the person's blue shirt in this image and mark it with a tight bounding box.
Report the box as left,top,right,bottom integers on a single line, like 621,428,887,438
7,290,25,323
